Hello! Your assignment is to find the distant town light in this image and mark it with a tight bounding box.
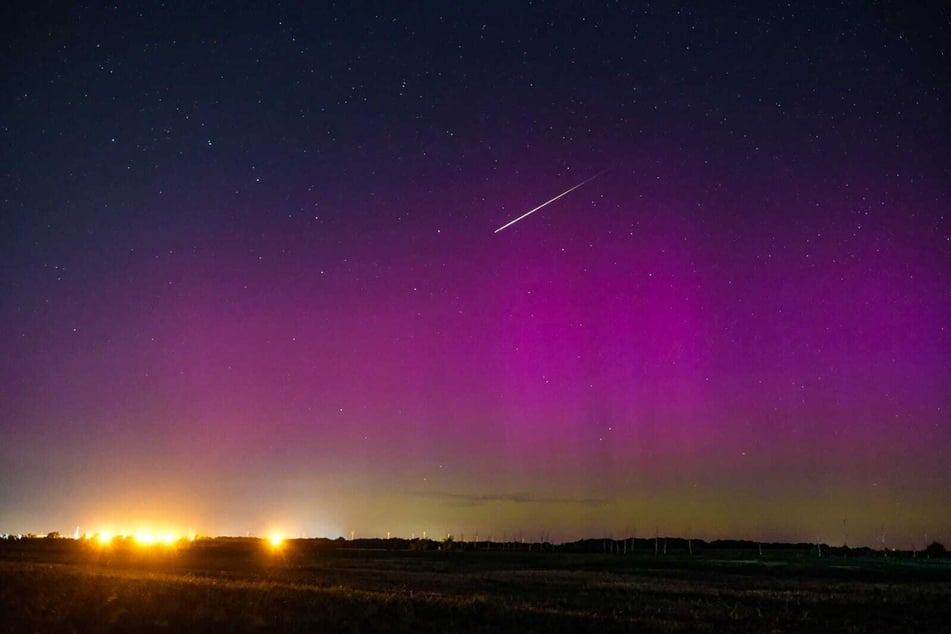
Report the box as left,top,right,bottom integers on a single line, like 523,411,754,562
134,531,157,545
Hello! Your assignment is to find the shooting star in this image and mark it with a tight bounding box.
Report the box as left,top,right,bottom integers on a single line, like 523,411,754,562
494,170,606,233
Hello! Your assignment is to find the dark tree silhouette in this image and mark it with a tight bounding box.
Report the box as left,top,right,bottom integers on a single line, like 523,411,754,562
925,541,947,557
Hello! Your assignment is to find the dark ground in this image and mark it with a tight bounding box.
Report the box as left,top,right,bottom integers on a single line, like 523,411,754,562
1,537,949,633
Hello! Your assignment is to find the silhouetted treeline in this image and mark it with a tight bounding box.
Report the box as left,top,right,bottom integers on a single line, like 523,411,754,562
312,536,950,559
2,533,947,560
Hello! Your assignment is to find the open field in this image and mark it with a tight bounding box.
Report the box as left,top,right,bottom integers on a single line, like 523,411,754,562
2,538,950,633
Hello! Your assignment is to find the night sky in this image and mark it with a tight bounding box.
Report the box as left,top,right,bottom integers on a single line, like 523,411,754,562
2,2,948,548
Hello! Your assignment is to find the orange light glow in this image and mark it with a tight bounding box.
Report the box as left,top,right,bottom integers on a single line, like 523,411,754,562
267,533,284,548
87,525,193,547
134,531,157,545
134,531,185,546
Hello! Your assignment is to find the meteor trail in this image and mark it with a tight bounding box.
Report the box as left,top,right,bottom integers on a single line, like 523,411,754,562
494,170,606,233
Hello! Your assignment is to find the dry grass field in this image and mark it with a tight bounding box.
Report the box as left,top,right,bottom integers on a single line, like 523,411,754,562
1,537,949,633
